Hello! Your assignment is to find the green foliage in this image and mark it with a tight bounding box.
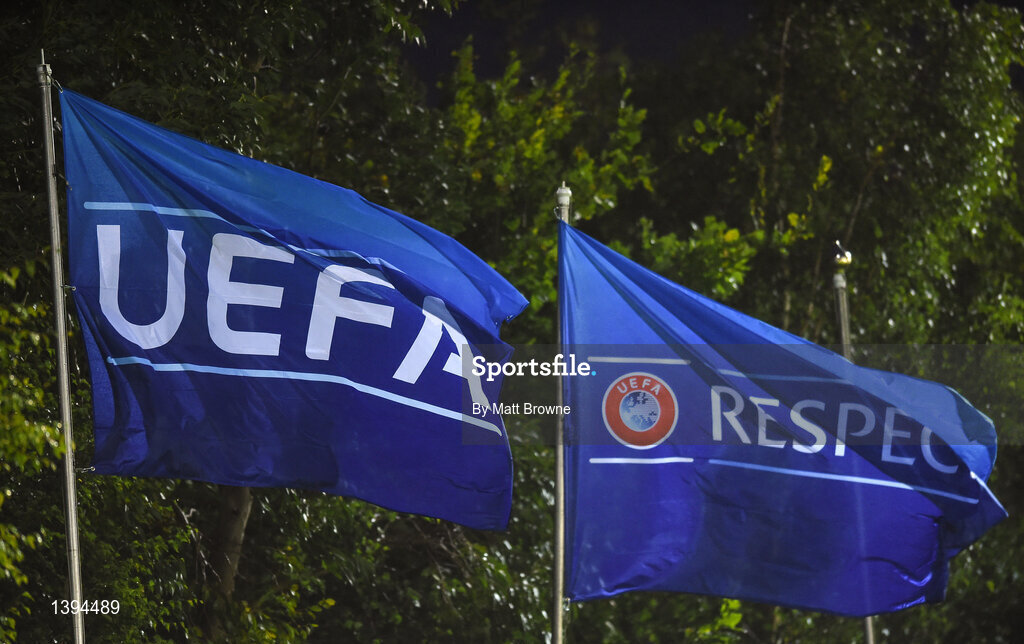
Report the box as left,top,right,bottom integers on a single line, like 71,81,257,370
439,42,652,342
632,0,1024,343
632,215,761,300
0,264,63,641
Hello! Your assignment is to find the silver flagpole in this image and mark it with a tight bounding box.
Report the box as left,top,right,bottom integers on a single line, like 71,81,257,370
832,242,875,644
553,182,571,644
38,50,86,644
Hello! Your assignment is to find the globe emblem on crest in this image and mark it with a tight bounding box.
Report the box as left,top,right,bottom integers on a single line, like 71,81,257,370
602,372,678,449
618,391,660,432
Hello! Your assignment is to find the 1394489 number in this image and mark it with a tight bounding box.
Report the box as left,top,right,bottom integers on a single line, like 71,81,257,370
52,599,120,615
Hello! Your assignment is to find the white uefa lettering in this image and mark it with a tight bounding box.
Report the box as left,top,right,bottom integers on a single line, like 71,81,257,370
882,407,916,466
710,385,751,444
207,233,294,356
97,224,186,349
835,402,874,457
790,399,827,454
94,218,492,408
920,426,959,474
707,387,961,474
305,265,395,360
750,396,785,449
393,296,488,407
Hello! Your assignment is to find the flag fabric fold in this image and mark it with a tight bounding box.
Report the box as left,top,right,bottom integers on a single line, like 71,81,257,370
61,89,527,530
559,221,1006,615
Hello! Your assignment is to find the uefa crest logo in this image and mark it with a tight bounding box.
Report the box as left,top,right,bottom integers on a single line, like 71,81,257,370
602,372,679,449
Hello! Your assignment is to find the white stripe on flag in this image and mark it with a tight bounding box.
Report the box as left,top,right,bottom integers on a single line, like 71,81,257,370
107,356,502,436
589,457,695,465
587,455,979,504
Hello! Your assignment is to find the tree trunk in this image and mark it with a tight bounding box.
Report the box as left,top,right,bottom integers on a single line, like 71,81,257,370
203,485,253,639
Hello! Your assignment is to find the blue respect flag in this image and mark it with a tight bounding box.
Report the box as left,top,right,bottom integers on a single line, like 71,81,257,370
60,89,528,530
559,222,1006,615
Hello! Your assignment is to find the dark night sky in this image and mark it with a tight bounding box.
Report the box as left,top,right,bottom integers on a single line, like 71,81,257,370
405,0,754,88
406,0,1024,92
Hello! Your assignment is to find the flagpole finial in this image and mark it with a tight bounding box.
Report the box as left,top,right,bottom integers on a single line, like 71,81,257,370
555,182,572,223
834,240,852,266
37,50,51,86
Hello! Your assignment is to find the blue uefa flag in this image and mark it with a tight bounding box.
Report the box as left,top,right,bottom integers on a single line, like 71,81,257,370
60,90,527,530
559,222,1006,615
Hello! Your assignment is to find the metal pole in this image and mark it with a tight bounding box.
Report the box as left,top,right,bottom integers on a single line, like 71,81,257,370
553,182,571,644
38,50,86,644
832,242,874,644
833,270,852,362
